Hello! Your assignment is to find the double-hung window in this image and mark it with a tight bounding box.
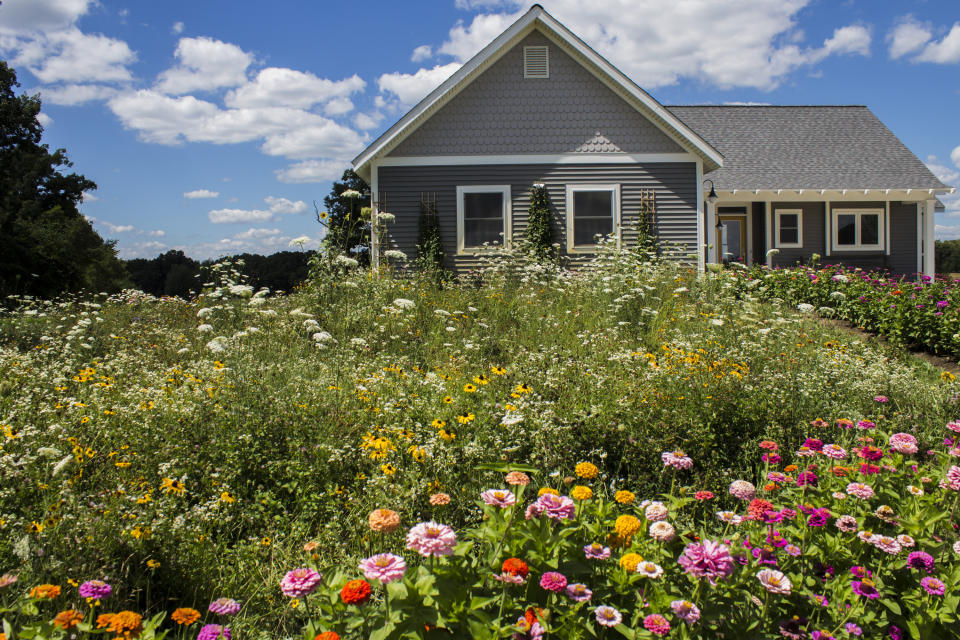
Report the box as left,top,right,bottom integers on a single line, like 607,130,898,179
832,209,884,251
565,184,620,251
774,209,803,248
456,185,511,253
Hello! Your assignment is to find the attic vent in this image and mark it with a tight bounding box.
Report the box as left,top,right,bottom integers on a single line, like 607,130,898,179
524,46,549,78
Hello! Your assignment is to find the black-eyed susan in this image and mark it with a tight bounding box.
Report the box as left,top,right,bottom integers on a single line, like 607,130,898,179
473,375,489,385
463,383,477,393
442,396,454,404
381,463,397,475
491,366,507,376
219,492,236,503
515,383,532,394
457,413,475,424
160,478,186,496
439,429,456,441
431,418,446,429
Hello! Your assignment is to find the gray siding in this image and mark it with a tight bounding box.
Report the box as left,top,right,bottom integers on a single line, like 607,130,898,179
771,202,826,267
888,202,919,276
378,163,698,271
388,32,684,157
752,202,766,260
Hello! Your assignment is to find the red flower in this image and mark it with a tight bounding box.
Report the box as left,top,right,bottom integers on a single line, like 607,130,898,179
694,491,714,501
315,633,340,640
340,579,372,605
747,498,774,520
759,440,779,451
502,558,529,578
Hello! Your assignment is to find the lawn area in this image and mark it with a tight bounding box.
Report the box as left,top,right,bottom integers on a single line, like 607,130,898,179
1,251,958,639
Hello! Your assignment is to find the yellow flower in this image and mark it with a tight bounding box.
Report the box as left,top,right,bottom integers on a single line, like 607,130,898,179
146,559,161,568
219,492,236,503
381,463,397,475
614,515,642,538
473,375,489,385
260,537,271,546
515,383,532,394
160,478,186,496
619,552,644,572
457,413,475,424
431,419,446,429
289,598,300,609
463,383,477,393
942,371,956,382
571,486,593,500
407,446,426,462
575,462,599,479
491,366,507,376
442,396,454,404
438,429,456,442
537,487,559,496
114,461,131,468
615,490,636,504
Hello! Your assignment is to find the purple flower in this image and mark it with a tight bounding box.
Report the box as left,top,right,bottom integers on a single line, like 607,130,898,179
678,540,735,584
565,583,592,602
670,599,701,624
779,617,808,640
583,543,610,560
197,624,231,640
812,632,836,640
921,576,946,595
806,508,831,527
208,598,241,615
280,568,323,597
845,622,863,636
539,571,567,593
802,438,824,451
594,606,622,627
529,494,576,521
851,579,880,599
850,566,872,579
874,395,889,403
78,580,112,600
797,471,818,487
889,625,903,640
907,551,935,573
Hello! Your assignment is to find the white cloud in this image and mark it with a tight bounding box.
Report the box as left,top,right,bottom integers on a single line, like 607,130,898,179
36,112,53,127
14,28,136,84
155,37,253,95
209,208,274,224
172,21,184,35
927,155,960,187
411,44,433,62
264,196,307,214
225,67,365,109
81,191,98,202
118,240,168,258
427,1,873,90
952,145,960,170
0,0,93,32
38,83,118,105
454,0,515,8
184,189,220,199
258,119,366,159
275,159,348,184
146,229,165,237
352,111,383,130
323,97,354,116
887,16,931,59
936,223,960,239
914,23,960,64
234,227,283,240
377,62,461,109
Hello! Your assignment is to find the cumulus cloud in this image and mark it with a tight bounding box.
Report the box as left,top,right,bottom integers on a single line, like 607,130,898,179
38,83,118,105
887,16,932,59
275,159,348,184
0,0,93,32
377,62,462,109
172,21,184,35
118,240,168,258
420,0,873,90
208,195,309,223
80,190,98,202
225,67,365,110
914,22,960,63
352,111,383,130
952,145,960,170
11,28,136,84
927,155,960,187
263,196,307,214
411,45,433,62
36,112,53,127
155,37,253,95
184,189,220,199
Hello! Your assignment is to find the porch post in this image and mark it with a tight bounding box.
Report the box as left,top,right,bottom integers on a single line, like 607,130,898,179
696,160,705,273
706,200,717,264
924,199,936,278
370,163,379,271
764,201,772,268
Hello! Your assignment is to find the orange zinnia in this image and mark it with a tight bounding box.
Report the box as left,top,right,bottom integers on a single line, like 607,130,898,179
171,607,201,625
340,579,371,605
29,584,61,599
501,558,529,578
315,633,340,640
53,609,83,630
106,611,142,638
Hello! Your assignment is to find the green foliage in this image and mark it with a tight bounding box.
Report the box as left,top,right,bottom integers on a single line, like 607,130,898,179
319,169,371,265
0,61,128,298
634,199,658,262
524,184,554,260
936,239,960,274
414,196,448,278
0,252,958,636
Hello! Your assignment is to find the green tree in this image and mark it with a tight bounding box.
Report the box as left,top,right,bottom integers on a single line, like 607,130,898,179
318,168,370,264
525,183,554,260
0,61,128,298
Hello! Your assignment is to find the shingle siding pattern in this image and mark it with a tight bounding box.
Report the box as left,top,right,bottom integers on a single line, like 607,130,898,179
378,163,697,272
388,32,684,157
667,106,948,191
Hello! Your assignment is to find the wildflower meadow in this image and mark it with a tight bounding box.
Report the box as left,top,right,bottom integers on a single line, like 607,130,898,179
1,248,959,639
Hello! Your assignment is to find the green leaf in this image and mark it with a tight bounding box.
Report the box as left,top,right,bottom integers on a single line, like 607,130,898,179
881,598,901,615
473,462,539,474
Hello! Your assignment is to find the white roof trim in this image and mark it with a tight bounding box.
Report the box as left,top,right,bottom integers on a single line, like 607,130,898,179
352,5,723,179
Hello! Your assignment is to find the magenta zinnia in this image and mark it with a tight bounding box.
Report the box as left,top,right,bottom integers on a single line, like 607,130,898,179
643,614,671,636
208,598,241,615
358,553,407,584
78,580,112,600
279,568,322,597
661,450,693,470
539,571,567,593
405,522,456,557
529,493,576,521
889,433,918,455
677,539,735,584
197,624,231,640
921,576,946,595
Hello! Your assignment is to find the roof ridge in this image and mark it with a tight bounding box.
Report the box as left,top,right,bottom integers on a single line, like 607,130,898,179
666,104,868,108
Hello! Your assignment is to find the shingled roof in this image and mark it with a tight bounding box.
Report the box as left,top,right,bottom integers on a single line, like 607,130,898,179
666,105,949,192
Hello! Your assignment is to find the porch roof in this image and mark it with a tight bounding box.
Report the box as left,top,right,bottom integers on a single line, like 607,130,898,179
667,105,952,193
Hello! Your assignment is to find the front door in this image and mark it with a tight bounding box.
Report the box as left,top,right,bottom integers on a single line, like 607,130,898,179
716,214,747,264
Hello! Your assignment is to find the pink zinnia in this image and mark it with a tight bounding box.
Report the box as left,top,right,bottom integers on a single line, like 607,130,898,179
644,614,671,636
872,536,901,555
835,515,858,532
856,420,876,430
661,450,693,470
947,421,960,433
405,521,457,557
756,568,792,594
78,580,112,600
670,600,701,624
822,444,847,459
530,493,576,521
208,598,241,615
197,624,231,640
889,433,918,455
480,489,516,508
584,543,611,560
565,583,592,602
595,606,622,627
729,480,756,501
539,571,567,593
846,482,874,499
279,568,322,597
945,466,960,491
358,553,406,584
921,576,946,595
678,540,735,584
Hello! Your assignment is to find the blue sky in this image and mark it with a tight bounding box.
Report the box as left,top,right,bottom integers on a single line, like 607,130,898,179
2,0,959,259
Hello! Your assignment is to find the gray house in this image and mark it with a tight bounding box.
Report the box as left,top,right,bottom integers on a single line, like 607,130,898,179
352,5,954,276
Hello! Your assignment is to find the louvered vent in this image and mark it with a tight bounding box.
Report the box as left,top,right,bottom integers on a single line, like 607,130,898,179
524,46,549,78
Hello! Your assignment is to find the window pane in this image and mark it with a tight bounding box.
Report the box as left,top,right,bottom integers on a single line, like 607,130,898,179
463,192,504,221
464,218,503,247
573,191,612,219
780,227,798,245
861,214,879,245
574,218,612,246
837,214,856,245
779,214,798,229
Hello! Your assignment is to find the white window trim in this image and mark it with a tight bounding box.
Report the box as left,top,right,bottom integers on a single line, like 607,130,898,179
774,208,803,249
565,184,620,253
456,185,511,254
831,208,885,252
